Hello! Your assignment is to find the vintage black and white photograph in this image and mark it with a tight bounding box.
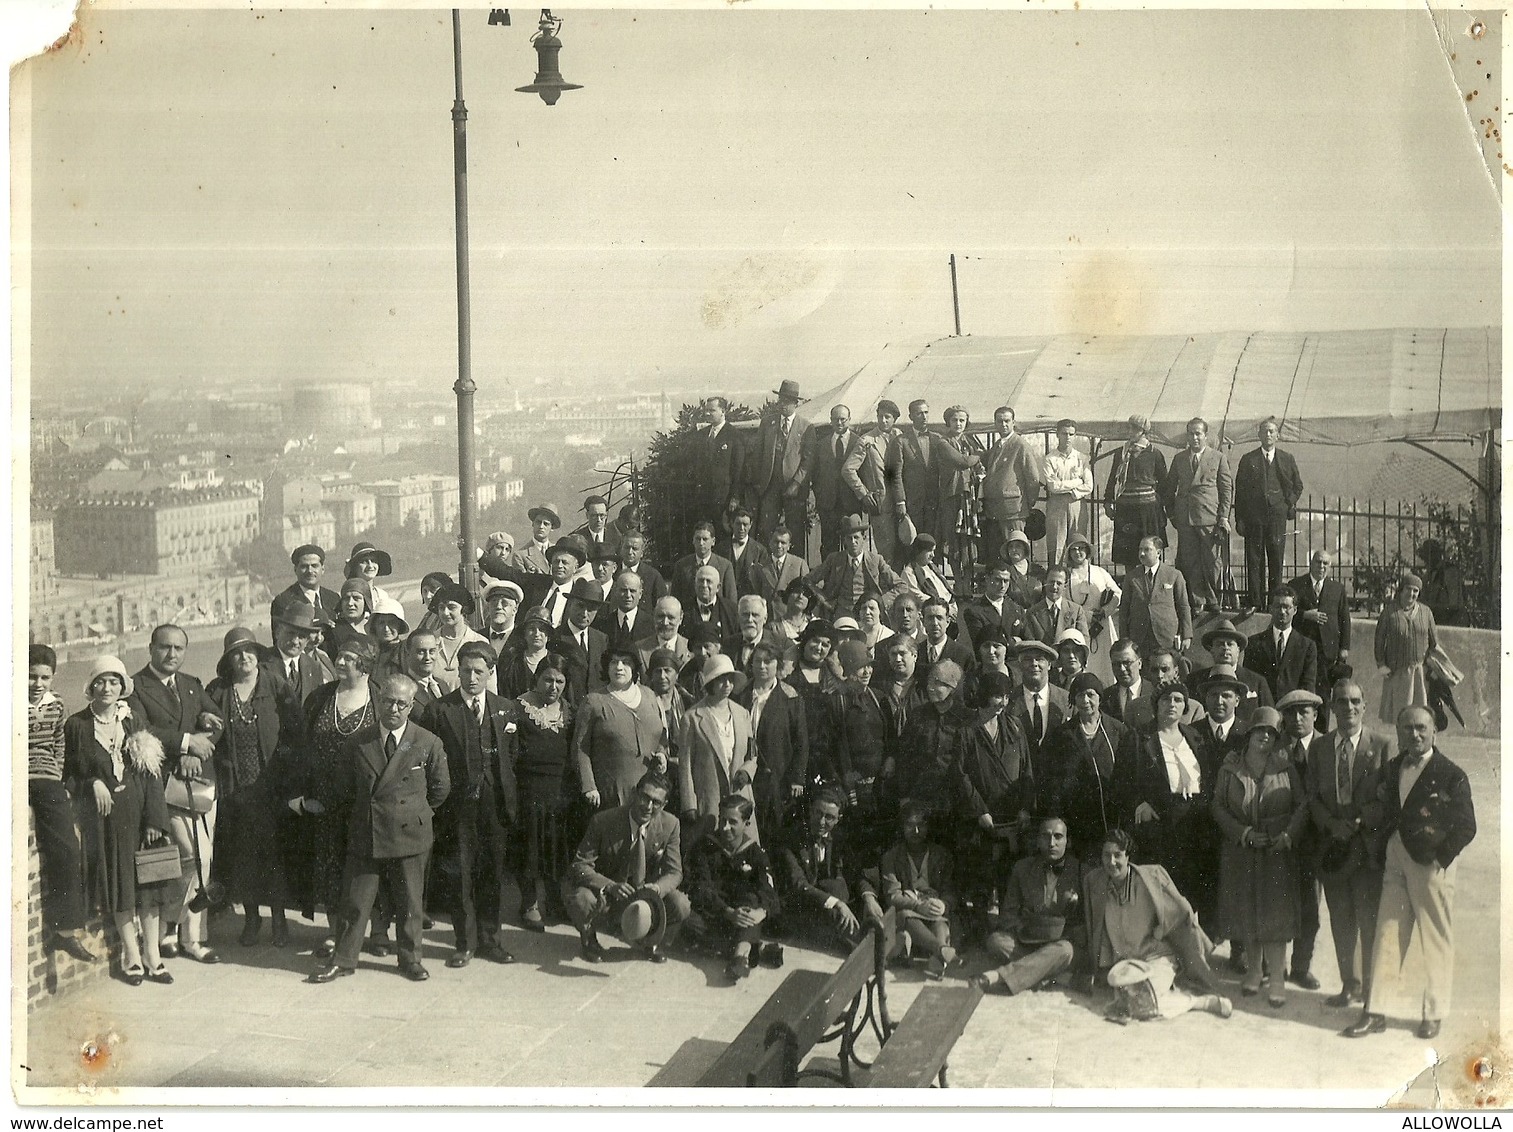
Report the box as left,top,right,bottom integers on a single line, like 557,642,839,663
11,1,1503,1103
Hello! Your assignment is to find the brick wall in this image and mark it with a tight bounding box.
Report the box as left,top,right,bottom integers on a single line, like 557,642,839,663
25,809,111,1006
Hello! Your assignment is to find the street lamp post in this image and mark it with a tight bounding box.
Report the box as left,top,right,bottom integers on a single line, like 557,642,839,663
450,8,580,594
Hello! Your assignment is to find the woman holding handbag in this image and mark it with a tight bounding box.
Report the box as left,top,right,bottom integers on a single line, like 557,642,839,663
65,656,181,986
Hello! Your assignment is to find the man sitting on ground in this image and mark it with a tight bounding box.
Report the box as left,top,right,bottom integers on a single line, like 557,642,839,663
685,794,781,982
775,786,883,951
879,801,960,980
979,815,1086,995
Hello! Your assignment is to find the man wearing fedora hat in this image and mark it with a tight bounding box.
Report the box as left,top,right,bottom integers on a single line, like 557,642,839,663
1187,617,1273,715
980,406,1044,566
262,603,337,707
538,536,589,629
804,514,908,618
271,544,341,637
519,506,562,575
747,379,815,556
567,769,689,963
551,579,609,701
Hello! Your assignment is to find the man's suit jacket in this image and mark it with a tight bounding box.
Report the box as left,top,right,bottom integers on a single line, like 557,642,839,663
1307,726,1390,864
574,522,622,560
803,550,908,614
1243,628,1320,702
981,432,1042,521
1185,663,1274,718
1373,748,1476,869
1234,446,1304,530
696,422,746,514
626,560,671,606
270,583,341,631
683,595,740,651
592,605,651,647
263,646,337,713
570,804,684,897
916,636,976,675
809,425,865,515
517,541,553,575
1290,572,1351,664
841,427,904,516
960,596,1027,651
728,627,787,671
415,690,519,822
634,632,691,674
768,553,808,599
1122,564,1193,653
669,553,738,608
735,680,809,805
127,666,217,776
1005,684,1070,774
896,427,939,528
327,722,450,860
717,539,775,599
551,625,610,701
747,411,813,500
1163,446,1233,529
1022,600,1092,648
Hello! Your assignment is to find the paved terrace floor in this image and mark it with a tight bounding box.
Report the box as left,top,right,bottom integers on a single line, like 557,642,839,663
20,736,1500,1104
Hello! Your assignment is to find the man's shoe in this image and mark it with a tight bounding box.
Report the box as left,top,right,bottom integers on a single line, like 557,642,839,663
1287,969,1321,991
422,916,435,930
400,962,430,982
479,943,516,964
1325,989,1358,1008
240,916,262,947
1342,1013,1386,1038
580,935,606,963
521,907,546,933
446,949,473,969
184,943,221,964
158,939,180,960
644,946,668,964
971,973,998,994
270,918,290,949
924,955,946,981
724,960,751,982
364,938,393,958
55,936,98,963
1417,1019,1442,1040
313,939,335,961
308,965,354,984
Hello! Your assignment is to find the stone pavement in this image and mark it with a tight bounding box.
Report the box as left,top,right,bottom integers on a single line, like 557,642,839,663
21,736,1499,1102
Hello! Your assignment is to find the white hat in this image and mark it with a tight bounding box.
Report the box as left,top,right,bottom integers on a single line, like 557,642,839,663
85,655,134,699
1055,628,1089,650
481,579,525,605
700,653,749,694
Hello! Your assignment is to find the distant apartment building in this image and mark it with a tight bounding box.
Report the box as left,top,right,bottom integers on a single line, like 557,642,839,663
543,394,674,437
29,574,256,647
260,473,338,554
288,383,374,434
54,478,260,577
322,484,378,545
369,474,494,536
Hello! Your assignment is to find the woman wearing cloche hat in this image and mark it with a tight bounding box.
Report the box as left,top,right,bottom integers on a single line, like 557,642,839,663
677,655,759,843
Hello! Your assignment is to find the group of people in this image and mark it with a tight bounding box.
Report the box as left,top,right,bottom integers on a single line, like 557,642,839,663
24,395,1478,1044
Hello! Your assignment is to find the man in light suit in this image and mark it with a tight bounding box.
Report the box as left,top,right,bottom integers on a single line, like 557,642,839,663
1345,706,1475,1041
803,514,910,618
127,624,222,963
841,399,906,564
414,643,518,967
980,406,1043,563
1306,680,1389,1010
1234,417,1304,608
765,526,809,617
1121,536,1193,658
896,399,940,552
670,521,738,609
1244,587,1320,702
696,396,746,533
634,596,691,674
1291,549,1351,728
1021,566,1093,648
810,404,867,558
270,544,341,638
1163,417,1233,616
310,673,450,982
567,769,690,963
747,380,814,555
518,506,562,575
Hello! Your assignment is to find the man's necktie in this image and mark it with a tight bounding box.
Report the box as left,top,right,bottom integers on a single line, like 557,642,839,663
472,697,484,724
287,659,298,682
384,732,398,759
631,827,647,886
1337,737,1353,802
621,614,630,634
427,677,442,699
165,677,180,711
834,434,844,460
1032,694,1044,742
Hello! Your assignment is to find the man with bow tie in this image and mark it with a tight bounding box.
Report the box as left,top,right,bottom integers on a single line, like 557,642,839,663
681,565,739,652
310,674,450,983
1344,706,1475,1041
414,643,518,969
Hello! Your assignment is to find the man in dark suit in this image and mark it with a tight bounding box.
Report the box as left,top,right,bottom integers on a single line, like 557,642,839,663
551,579,609,700
1306,680,1390,1009
593,570,647,646
1291,549,1351,727
1195,666,1249,757
1005,641,1069,785
263,604,337,708
1021,566,1093,647
619,531,669,607
1345,706,1475,1041
746,380,814,555
803,514,910,618
127,624,222,963
566,769,690,962
810,404,867,557
574,495,622,560
728,595,786,671
696,396,746,533
1277,689,1327,992
269,544,341,637
917,598,975,672
1234,417,1304,609
1186,617,1273,719
1162,418,1233,616
414,643,518,968
735,644,809,837
896,399,940,551
1122,536,1193,658
961,560,1029,650
681,566,739,654
716,508,774,599
1244,587,1319,702
670,522,738,608
310,673,451,982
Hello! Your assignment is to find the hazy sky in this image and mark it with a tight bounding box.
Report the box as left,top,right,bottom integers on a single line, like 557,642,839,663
23,7,1501,401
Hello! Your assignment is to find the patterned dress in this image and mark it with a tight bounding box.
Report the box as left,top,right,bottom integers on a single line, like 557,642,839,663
295,686,374,919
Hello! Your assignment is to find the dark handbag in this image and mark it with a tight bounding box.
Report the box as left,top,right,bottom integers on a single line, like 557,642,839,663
134,842,183,885
165,771,215,815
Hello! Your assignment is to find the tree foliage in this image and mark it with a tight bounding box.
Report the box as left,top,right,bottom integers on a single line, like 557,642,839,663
639,399,762,563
